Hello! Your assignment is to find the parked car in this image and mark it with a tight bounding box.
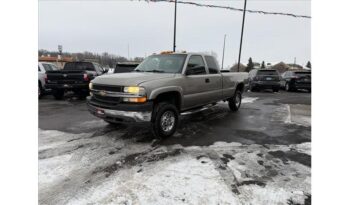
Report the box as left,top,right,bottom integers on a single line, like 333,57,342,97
248,69,280,92
46,61,107,100
280,70,311,92
87,52,248,138
38,62,59,98
114,62,140,73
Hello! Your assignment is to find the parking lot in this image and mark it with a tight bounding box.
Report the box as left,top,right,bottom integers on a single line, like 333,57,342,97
39,90,311,205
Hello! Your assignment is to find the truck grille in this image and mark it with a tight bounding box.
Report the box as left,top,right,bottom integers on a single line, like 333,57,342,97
92,84,123,92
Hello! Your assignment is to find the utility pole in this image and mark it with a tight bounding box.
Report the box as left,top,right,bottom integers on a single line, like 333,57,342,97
221,34,226,70
173,0,177,52
128,44,130,60
237,0,247,72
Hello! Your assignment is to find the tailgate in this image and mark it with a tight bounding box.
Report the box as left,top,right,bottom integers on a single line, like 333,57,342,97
47,70,86,83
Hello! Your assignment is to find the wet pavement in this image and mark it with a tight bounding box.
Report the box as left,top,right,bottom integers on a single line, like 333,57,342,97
39,90,311,205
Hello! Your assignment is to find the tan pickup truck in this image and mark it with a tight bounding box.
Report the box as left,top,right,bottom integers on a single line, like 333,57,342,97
87,52,248,138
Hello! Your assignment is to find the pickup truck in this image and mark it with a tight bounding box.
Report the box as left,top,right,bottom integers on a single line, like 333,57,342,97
38,62,59,98
46,61,106,100
87,52,248,138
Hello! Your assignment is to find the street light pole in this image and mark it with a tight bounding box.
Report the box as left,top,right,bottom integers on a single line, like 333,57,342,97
173,0,177,52
237,0,247,72
221,34,226,70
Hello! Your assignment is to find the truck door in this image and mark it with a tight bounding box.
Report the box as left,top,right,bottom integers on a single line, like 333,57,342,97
204,56,223,102
182,55,212,109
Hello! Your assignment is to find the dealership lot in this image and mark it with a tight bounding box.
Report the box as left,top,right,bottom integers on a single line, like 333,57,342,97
39,91,311,205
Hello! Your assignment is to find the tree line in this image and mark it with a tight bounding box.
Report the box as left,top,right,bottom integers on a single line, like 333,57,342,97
38,49,144,68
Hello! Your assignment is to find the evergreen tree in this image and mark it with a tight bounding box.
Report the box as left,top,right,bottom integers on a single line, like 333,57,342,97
261,61,266,69
246,57,254,72
306,61,311,69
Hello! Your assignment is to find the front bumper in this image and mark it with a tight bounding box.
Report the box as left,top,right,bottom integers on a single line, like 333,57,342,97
87,97,153,123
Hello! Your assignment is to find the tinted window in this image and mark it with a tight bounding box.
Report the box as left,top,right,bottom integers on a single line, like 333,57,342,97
64,62,95,71
295,72,311,76
115,64,138,73
205,56,219,74
257,70,278,76
186,55,206,75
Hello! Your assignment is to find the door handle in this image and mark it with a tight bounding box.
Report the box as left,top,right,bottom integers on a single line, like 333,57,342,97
205,78,210,83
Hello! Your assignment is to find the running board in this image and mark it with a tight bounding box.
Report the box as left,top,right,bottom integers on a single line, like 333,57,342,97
181,104,215,116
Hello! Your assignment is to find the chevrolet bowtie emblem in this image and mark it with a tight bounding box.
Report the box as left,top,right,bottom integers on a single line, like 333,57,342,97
99,90,107,96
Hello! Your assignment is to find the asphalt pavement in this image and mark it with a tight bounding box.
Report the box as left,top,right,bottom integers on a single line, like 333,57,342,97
38,90,311,205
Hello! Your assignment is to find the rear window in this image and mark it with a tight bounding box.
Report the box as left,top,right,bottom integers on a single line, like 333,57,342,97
295,72,311,76
63,62,95,71
257,70,278,76
114,64,138,73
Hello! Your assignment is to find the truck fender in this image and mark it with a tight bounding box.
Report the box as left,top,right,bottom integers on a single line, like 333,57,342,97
149,86,183,102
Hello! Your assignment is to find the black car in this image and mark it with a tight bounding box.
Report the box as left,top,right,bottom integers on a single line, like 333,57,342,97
46,61,107,100
280,70,311,92
248,69,280,92
114,62,140,73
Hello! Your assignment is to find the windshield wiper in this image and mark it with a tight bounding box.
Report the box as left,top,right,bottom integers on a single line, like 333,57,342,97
145,70,165,73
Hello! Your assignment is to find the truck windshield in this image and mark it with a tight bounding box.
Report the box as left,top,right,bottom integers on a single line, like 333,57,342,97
135,54,186,73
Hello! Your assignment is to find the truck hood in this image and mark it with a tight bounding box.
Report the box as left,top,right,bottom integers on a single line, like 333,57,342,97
91,72,176,86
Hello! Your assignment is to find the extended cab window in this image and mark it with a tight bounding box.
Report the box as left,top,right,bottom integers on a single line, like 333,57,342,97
42,64,54,72
205,56,220,74
186,55,206,75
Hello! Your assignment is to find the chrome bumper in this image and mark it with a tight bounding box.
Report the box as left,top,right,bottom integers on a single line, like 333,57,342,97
87,104,152,123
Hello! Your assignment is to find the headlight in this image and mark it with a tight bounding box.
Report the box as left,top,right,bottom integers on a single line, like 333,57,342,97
123,86,146,96
89,82,93,90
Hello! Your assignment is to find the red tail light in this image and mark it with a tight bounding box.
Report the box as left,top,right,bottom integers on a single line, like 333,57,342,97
83,74,89,81
44,74,48,83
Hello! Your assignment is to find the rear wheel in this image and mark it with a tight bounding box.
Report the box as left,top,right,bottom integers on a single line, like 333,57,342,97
273,88,279,92
38,82,43,99
228,90,242,112
285,83,292,92
151,102,179,139
53,90,64,100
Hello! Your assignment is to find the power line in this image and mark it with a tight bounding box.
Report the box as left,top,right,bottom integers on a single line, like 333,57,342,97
146,0,311,19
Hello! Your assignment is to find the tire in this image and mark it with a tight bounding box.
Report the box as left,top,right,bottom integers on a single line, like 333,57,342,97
285,82,292,92
74,90,89,100
228,90,242,112
273,88,279,92
38,82,43,99
151,102,179,139
53,89,64,100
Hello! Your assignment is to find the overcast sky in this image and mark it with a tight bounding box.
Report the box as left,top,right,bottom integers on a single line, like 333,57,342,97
39,0,311,68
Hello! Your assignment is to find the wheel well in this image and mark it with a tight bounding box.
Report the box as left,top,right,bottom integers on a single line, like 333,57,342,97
236,83,244,93
154,91,181,110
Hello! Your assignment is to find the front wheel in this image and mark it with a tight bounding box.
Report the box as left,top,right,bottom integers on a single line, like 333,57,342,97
228,90,242,112
151,102,179,139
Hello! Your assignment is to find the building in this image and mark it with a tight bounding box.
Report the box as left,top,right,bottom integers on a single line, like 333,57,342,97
39,56,74,69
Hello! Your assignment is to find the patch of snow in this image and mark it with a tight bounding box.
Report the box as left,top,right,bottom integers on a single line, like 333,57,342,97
242,97,259,104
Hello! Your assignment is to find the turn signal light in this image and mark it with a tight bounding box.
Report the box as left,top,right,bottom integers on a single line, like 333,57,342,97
123,97,147,103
